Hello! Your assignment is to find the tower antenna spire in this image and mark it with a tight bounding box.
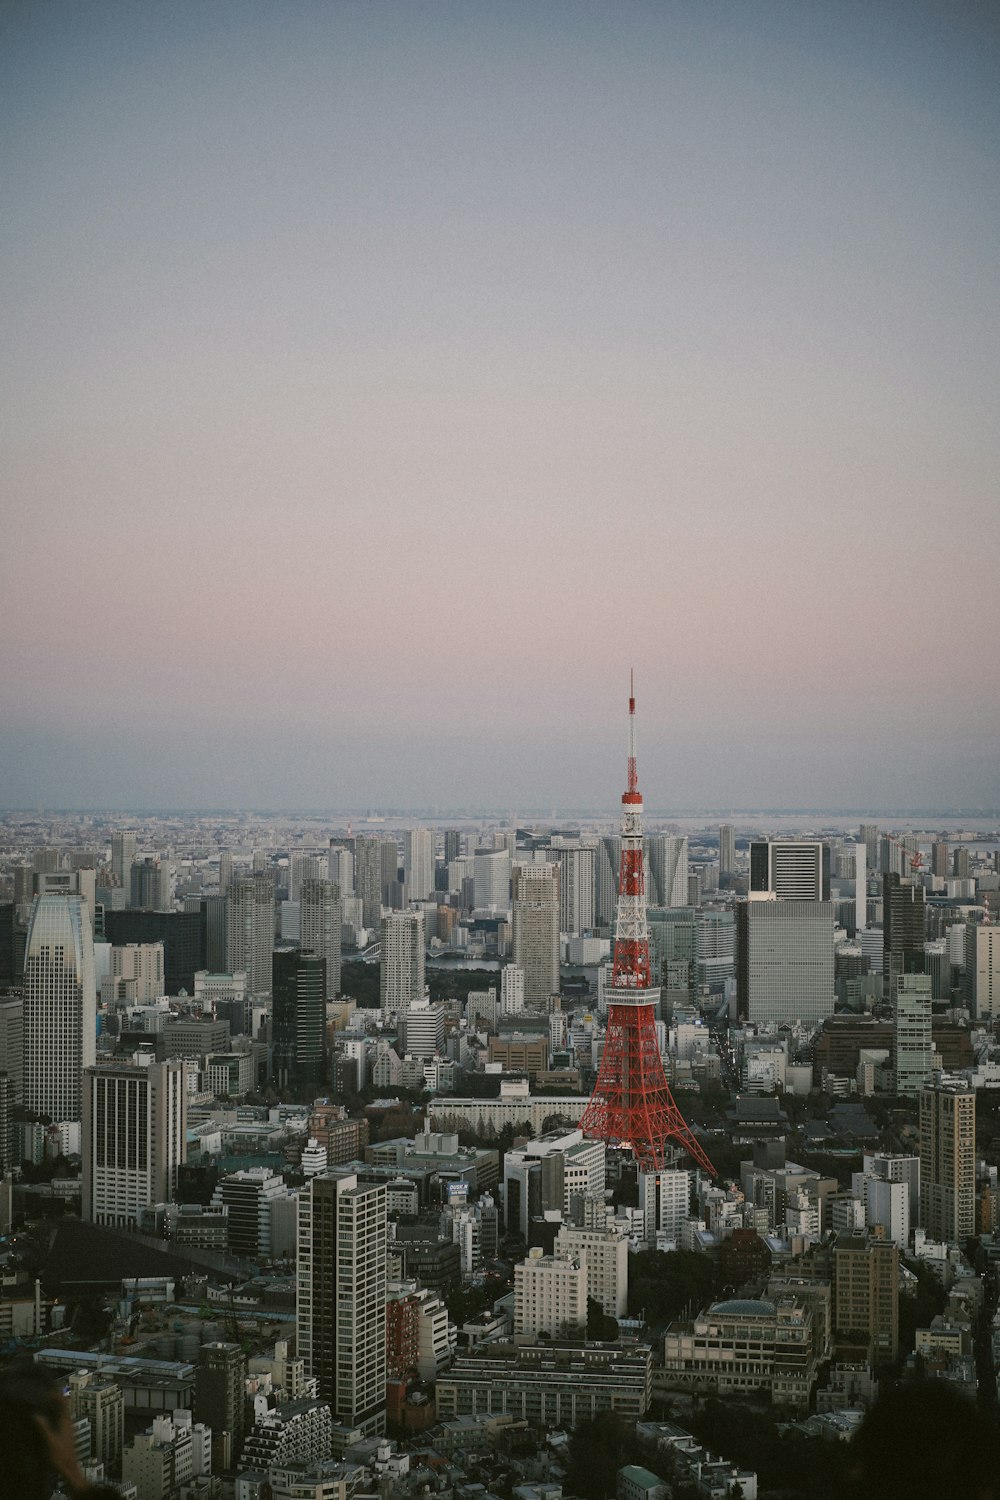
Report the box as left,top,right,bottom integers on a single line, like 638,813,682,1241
580,682,716,1175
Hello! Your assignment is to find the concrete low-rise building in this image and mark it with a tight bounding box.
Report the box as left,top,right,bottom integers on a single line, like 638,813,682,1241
435,1339,652,1428
658,1297,816,1411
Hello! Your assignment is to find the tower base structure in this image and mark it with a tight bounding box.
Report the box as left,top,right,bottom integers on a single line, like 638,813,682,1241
581,992,716,1176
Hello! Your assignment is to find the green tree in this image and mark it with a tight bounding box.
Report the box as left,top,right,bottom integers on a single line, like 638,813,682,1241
586,1296,619,1342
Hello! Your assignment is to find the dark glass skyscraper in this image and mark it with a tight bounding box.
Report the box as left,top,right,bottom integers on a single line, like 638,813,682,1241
272,948,326,1094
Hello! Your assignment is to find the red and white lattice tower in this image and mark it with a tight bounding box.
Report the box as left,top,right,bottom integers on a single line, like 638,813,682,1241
580,677,716,1176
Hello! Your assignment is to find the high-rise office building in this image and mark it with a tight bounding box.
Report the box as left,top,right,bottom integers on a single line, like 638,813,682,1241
595,836,622,931
104,908,206,996
380,911,425,1016
111,829,137,902
403,829,434,903
380,836,400,908
718,825,736,879
68,1371,125,1472
219,850,234,895
511,863,560,1012
965,923,1000,1022
858,824,879,871
226,873,275,997
327,845,354,897
23,885,96,1124
883,874,926,997
443,830,462,864
83,1059,187,1228
272,949,327,1095
953,847,971,879
300,878,342,1001
403,997,446,1059
919,1082,975,1245
891,975,933,1099
646,836,688,908
130,858,171,912
514,1248,587,1338
107,942,165,1002
195,1341,247,1472
736,899,835,1028
559,846,595,935
931,842,950,879
750,841,829,901
297,1172,388,1436
473,850,511,910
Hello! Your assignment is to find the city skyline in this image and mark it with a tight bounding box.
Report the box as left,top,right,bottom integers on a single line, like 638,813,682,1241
3,3,999,810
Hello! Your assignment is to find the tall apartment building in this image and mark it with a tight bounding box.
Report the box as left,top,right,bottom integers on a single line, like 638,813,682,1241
327,844,354,898
558,846,595,935
23,884,96,1124
891,974,933,1098
83,1059,187,1228
718,825,736,879
750,841,829,901
501,963,525,1015
931,842,950,878
68,1370,125,1472
194,1341,247,1471
646,836,688,908
858,825,879,872
595,836,622,929
130,858,171,912
883,874,926,997
736,899,835,1028
380,911,425,1016
833,1234,899,1364
555,1197,629,1318
272,948,327,1095
353,837,384,930
299,878,342,1000
403,829,435,903
226,873,276,998
511,862,560,1012
965,922,1000,1022
297,1172,388,1436
919,1082,976,1245
111,829,137,901
514,1248,587,1338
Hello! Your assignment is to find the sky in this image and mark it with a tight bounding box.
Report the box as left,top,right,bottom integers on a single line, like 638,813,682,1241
2,1,999,813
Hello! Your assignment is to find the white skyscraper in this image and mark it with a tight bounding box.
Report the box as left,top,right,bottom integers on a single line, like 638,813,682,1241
750,841,828,901
300,878,343,1001
501,964,525,1015
380,910,425,1016
514,1248,587,1338
719,825,736,879
892,974,933,1098
473,850,511,910
965,922,1000,1021
328,845,354,897
24,885,96,1125
403,829,435,903
83,1060,187,1228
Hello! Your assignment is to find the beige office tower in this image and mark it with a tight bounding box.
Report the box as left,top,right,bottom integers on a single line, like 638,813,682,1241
83,1059,187,1228
300,878,343,1000
226,872,275,997
919,1082,976,1245
719,824,736,878
107,941,165,1002
512,862,560,1012
891,974,933,1098
23,886,96,1125
380,910,425,1016
297,1172,387,1437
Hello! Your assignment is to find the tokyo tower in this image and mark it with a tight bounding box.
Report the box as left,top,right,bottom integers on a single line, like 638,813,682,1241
580,677,716,1176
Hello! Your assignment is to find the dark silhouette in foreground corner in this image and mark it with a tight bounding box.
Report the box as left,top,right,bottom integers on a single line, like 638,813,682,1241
849,1380,1000,1499
0,1363,120,1499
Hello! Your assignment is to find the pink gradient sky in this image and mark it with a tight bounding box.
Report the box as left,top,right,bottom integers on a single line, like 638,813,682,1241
2,2,998,811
